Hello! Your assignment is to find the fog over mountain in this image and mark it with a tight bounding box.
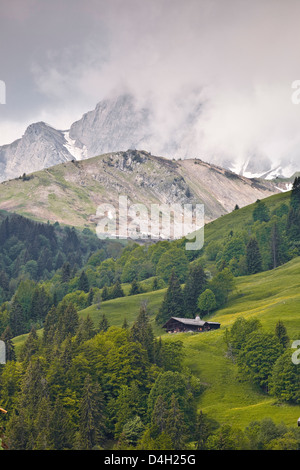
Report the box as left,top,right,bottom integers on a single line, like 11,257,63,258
0,91,299,182
1,1,300,178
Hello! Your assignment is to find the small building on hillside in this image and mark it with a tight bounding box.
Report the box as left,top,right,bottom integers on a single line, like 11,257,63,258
162,315,221,333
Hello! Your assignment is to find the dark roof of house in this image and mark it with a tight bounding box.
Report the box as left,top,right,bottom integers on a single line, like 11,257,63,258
163,316,220,328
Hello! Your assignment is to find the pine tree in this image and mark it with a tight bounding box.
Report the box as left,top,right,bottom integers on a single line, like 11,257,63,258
19,326,39,364
270,222,288,270
131,303,155,362
110,280,125,299
49,397,75,450
60,336,78,374
291,176,300,209
9,298,26,337
5,408,30,450
156,271,184,325
99,313,110,332
18,357,49,423
150,395,169,436
195,411,210,450
77,375,106,449
30,286,52,322
287,205,300,241
43,306,58,346
271,222,280,269
77,314,96,343
101,285,110,301
287,178,300,241
113,381,145,439
0,270,9,295
183,263,207,318
275,320,290,349
63,302,79,337
269,350,300,404
129,279,140,295
61,262,71,283
54,252,64,270
252,200,270,222
56,302,79,344
33,396,52,450
122,415,145,446
87,288,94,306
165,394,187,449
78,270,89,293
152,277,159,290
246,237,262,274
154,336,163,367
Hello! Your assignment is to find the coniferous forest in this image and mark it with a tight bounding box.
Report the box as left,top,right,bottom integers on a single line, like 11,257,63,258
1,180,300,450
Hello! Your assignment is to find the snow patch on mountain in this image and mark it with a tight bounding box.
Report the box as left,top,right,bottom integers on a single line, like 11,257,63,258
0,93,299,182
63,131,87,161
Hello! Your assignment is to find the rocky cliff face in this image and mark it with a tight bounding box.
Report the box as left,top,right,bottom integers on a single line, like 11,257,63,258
69,94,152,158
0,122,74,181
0,94,154,182
0,92,298,182
0,150,281,231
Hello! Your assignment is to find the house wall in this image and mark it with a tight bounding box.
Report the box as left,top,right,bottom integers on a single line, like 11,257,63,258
164,319,220,333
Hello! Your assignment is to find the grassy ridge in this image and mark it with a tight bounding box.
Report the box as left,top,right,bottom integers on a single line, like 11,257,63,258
202,189,290,246
80,288,166,336
0,150,281,229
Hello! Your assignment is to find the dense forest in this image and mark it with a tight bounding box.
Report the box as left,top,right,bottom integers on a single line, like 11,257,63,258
0,302,202,450
0,179,300,449
225,315,300,401
1,178,299,338
2,301,300,450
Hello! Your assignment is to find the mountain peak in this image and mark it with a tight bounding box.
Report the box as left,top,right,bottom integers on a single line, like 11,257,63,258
0,93,298,182
69,93,151,159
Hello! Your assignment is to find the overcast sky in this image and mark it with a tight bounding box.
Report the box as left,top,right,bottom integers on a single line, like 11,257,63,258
1,0,300,172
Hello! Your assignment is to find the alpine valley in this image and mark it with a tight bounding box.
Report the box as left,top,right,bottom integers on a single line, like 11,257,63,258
1,96,300,452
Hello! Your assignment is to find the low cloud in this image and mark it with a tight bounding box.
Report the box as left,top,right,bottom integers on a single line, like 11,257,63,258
1,0,300,173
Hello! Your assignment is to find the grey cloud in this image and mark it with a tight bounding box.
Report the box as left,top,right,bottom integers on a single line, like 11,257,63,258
1,0,300,172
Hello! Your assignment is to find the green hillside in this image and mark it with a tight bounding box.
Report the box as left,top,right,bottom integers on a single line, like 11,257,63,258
182,256,300,428
13,254,300,430
80,287,166,336
6,183,300,449
73,256,300,429
203,189,290,246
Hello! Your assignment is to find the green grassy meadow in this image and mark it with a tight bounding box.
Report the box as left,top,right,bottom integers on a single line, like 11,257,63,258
14,255,300,429
79,255,300,429
166,256,300,428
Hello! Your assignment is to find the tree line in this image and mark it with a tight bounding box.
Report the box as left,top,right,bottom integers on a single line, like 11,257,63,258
0,302,204,450
225,316,300,402
203,178,300,277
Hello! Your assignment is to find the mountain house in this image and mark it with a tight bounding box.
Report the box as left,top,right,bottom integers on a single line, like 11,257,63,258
162,315,221,333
